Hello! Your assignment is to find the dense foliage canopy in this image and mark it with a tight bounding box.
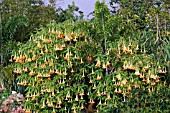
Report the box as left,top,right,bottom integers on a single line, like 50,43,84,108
0,0,170,113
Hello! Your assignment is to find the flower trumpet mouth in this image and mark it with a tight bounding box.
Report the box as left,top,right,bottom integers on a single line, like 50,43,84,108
106,61,110,67
96,74,101,80
106,94,111,101
89,98,95,104
134,69,140,75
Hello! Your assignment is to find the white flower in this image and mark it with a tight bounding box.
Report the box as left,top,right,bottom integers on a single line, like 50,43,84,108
12,91,17,95
2,96,5,99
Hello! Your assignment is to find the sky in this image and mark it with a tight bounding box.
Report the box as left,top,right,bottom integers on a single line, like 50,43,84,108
0,0,114,19
43,0,111,19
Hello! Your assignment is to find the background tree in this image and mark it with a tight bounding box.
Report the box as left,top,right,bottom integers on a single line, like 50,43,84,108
55,2,84,22
0,0,56,41
0,14,28,89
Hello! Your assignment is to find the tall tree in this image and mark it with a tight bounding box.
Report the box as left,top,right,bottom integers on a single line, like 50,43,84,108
55,2,84,22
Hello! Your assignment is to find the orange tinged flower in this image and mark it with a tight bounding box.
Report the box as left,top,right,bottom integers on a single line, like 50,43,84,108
106,94,111,101
48,101,54,107
79,92,84,96
23,67,28,72
146,77,150,84
41,64,46,68
29,71,35,76
122,44,127,52
41,100,46,109
73,38,77,42
121,79,127,85
116,73,122,80
52,108,56,113
59,46,64,50
43,39,52,43
95,59,101,67
49,62,53,66
129,50,133,56
127,85,132,91
71,68,74,73
123,62,127,70
102,63,106,69
32,96,36,100
37,43,42,48
134,69,140,75
98,99,102,105
139,73,145,78
48,77,51,80
64,36,71,41
117,54,121,59
63,69,67,75
18,70,23,74
82,70,85,77
118,88,122,94
135,44,139,51
93,83,96,89
75,95,79,101
26,58,32,62
58,33,65,39
9,59,13,62
143,64,150,70
25,109,31,113
80,58,84,64
71,32,75,38
81,103,84,109
44,49,48,53
150,73,156,79
91,68,95,74
154,79,159,83
89,98,95,104
31,55,36,61
141,68,146,73
89,77,93,83
87,56,93,62
96,74,101,80
143,55,148,58
114,88,118,93
106,61,110,67
134,84,139,88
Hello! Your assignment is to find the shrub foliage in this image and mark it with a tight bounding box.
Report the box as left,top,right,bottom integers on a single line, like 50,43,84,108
11,20,169,112
10,1,170,113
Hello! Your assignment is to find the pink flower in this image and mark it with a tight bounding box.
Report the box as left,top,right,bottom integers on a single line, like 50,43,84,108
9,95,16,100
2,99,12,105
1,106,9,112
17,93,24,101
1,91,25,113
0,88,4,92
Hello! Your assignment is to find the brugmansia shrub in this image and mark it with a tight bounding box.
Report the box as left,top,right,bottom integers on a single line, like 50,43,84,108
10,20,169,113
